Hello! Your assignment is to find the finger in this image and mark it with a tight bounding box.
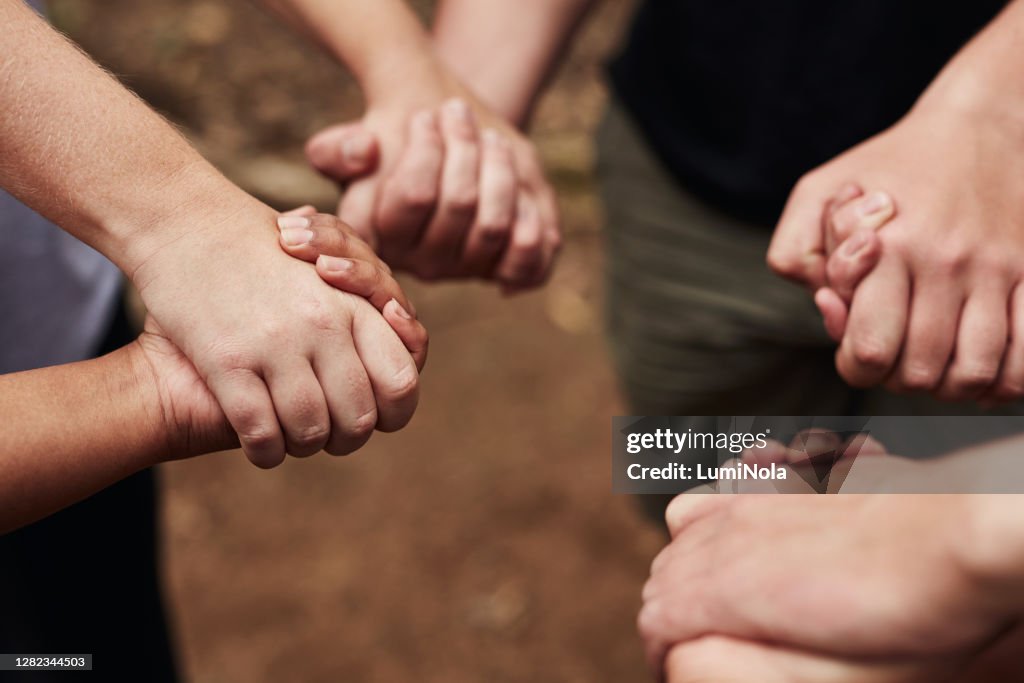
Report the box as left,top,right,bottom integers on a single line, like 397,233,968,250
382,298,428,371
827,190,895,246
890,278,963,393
935,285,1009,401
350,305,420,433
664,493,726,539
495,195,544,289
462,129,516,275
417,99,481,273
741,439,791,466
843,433,888,457
768,177,831,288
836,254,910,387
306,122,380,181
278,213,381,267
316,254,415,321
823,182,863,254
825,229,883,302
815,287,849,342
264,360,330,458
206,370,286,469
338,179,381,248
987,283,1024,402
531,184,563,289
376,110,444,254
313,339,378,456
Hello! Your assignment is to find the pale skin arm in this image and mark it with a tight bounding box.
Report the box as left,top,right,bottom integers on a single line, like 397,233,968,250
433,0,598,127
0,0,421,469
769,0,1024,401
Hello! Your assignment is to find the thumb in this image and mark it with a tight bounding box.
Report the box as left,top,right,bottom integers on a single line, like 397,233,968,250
306,122,380,181
768,178,831,289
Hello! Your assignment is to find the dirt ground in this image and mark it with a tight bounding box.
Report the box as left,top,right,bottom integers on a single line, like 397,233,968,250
49,1,665,681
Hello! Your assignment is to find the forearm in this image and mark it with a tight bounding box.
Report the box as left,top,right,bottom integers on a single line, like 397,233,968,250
257,0,450,106
0,344,169,533
433,0,596,126
915,0,1024,127
0,0,268,276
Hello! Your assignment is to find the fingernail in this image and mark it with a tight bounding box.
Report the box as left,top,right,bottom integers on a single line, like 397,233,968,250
343,134,373,164
318,255,353,272
280,228,314,247
858,191,892,217
277,215,310,231
389,298,413,320
840,230,871,257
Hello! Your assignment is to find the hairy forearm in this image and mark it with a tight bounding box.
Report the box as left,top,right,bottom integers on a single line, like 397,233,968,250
0,344,168,533
257,0,449,105
0,0,265,276
433,0,596,127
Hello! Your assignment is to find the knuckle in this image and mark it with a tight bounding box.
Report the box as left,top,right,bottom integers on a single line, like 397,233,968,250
348,408,378,439
296,298,341,333
900,365,942,392
446,187,479,215
995,379,1024,400
766,247,799,277
951,364,999,391
383,364,420,402
239,426,278,451
209,343,258,373
290,423,330,449
400,182,438,211
476,219,512,241
850,338,895,370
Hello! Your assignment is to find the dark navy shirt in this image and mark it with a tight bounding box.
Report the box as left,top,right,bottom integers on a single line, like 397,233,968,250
609,0,1008,224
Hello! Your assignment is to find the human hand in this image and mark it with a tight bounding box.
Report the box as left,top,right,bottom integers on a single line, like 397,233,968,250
638,491,1017,677
278,207,428,371
768,96,1024,401
130,209,428,463
307,90,561,291
130,201,421,469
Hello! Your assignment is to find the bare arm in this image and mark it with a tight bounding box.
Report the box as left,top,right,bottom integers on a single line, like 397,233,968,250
259,0,565,289
257,0,455,106
0,338,229,534
433,0,597,127
0,0,259,275
1,0,427,471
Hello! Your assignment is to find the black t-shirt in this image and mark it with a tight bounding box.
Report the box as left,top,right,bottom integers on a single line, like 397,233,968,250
608,0,1008,224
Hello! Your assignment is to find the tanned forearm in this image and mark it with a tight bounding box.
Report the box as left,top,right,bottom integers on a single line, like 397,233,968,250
433,0,597,126
0,0,268,277
0,345,167,533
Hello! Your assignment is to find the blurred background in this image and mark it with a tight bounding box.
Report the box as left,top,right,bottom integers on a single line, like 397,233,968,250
48,1,665,680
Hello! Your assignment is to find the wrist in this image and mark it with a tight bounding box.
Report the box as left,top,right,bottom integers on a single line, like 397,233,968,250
113,341,175,468
110,162,266,282
125,184,277,294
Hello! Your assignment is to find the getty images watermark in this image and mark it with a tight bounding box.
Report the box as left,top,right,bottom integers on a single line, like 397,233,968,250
612,416,1024,495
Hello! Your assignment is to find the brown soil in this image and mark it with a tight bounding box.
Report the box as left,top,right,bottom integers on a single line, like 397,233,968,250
51,1,663,680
